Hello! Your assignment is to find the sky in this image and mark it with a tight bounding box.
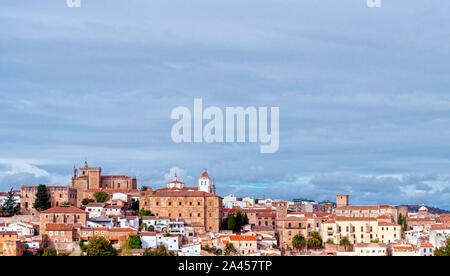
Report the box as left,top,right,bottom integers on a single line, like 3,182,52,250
1,0,450,209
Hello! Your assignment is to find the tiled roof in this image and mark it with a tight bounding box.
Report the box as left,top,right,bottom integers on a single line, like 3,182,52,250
41,206,86,214
378,222,399,226
147,187,220,198
200,170,210,179
45,223,75,231
229,235,257,241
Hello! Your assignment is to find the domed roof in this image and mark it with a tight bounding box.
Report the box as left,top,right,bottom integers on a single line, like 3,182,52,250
419,205,428,212
200,169,210,179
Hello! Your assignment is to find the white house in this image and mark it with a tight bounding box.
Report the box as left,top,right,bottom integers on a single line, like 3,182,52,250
179,242,201,256
85,203,105,218
6,222,36,236
223,195,246,209
111,192,129,203
429,224,450,248
157,234,180,251
141,217,170,232
118,216,139,228
140,232,180,252
140,232,157,248
87,218,116,228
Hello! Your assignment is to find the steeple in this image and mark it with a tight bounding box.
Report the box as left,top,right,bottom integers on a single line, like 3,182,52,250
198,169,212,193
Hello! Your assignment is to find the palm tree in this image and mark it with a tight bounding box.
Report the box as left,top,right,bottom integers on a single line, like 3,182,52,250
307,231,323,249
340,236,351,249
292,233,306,253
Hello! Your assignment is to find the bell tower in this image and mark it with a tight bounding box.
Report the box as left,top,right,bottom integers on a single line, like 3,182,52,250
198,169,212,193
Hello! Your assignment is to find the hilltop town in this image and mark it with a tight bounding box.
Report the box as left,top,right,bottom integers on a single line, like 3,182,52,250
0,162,449,256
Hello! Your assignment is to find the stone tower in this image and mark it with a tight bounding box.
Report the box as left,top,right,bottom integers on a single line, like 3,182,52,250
336,193,349,208
276,202,287,219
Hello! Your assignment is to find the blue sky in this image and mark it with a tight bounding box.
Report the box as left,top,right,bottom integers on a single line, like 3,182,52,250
1,0,450,209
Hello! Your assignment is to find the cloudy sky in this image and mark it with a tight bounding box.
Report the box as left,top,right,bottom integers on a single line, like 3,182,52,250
1,0,450,209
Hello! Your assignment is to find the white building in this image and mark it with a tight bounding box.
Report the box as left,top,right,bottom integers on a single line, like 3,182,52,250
429,224,450,249
141,217,170,232
179,242,202,256
223,195,246,209
118,216,139,229
139,232,180,252
338,243,387,256
198,170,214,193
85,203,105,218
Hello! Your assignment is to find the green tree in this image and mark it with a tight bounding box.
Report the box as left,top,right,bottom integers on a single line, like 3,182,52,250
1,189,19,215
37,248,57,256
61,201,71,206
126,235,142,249
434,238,450,256
326,239,334,244
131,200,140,213
141,186,149,191
33,184,50,211
398,213,407,235
139,209,154,218
93,192,109,203
144,245,175,256
79,240,87,253
82,198,95,205
224,243,237,255
139,222,147,230
235,212,245,231
340,236,351,247
371,238,380,243
227,216,236,231
85,236,118,256
292,233,306,252
307,231,323,249
148,225,155,231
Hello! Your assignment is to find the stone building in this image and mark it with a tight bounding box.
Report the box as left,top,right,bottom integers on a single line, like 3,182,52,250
320,216,401,245
39,205,88,235
333,205,399,222
140,170,222,233
20,185,78,215
71,162,138,206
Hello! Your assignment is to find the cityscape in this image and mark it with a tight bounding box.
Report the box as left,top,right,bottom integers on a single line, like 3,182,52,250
0,162,449,256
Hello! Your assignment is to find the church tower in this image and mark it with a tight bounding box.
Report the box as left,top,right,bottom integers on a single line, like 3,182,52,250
167,173,184,189
198,170,212,193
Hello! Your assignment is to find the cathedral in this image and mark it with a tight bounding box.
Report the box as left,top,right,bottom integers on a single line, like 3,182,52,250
71,162,139,206
140,170,222,233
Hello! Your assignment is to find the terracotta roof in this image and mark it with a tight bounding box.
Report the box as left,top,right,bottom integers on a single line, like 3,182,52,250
147,187,220,198
101,175,132,179
378,222,399,226
420,243,433,247
336,205,396,211
85,189,139,193
86,203,105,207
334,216,378,222
200,170,210,179
41,206,86,214
229,235,257,241
354,243,386,248
0,231,18,236
139,232,157,236
45,223,75,231
430,224,450,230
257,213,276,218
